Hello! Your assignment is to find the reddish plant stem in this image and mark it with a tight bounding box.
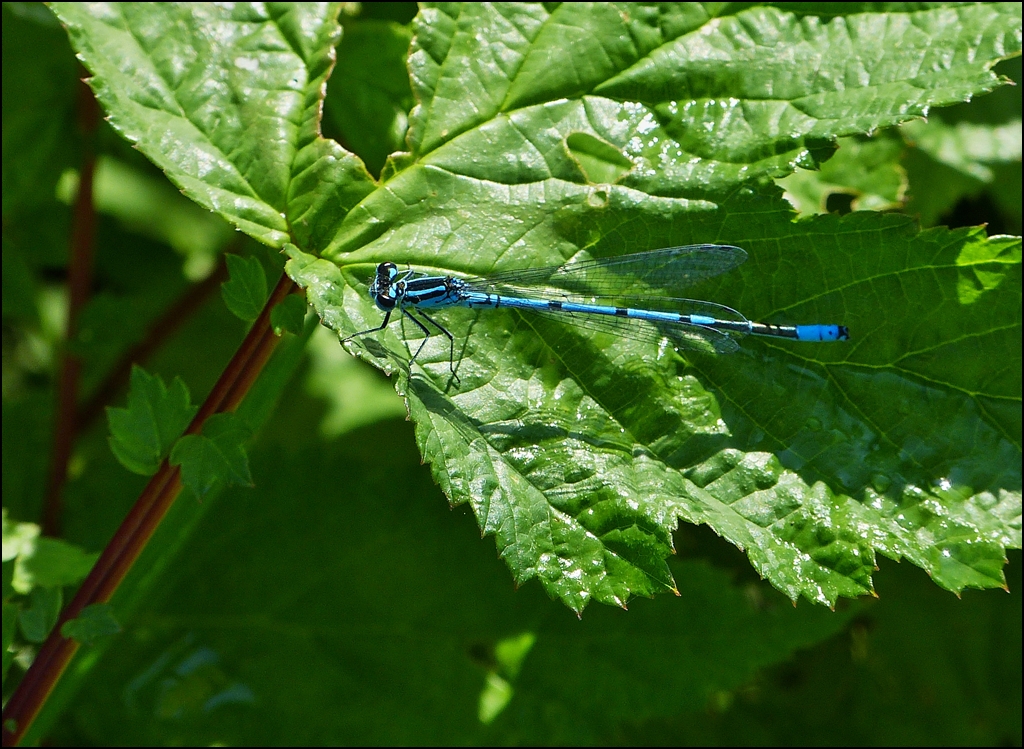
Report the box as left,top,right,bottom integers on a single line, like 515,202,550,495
41,78,100,538
1,274,299,747
76,257,230,430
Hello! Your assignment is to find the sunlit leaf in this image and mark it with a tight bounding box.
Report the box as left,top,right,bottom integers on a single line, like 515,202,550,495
53,2,1023,612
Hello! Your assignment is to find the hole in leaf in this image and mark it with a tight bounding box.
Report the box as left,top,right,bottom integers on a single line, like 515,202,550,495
825,192,855,215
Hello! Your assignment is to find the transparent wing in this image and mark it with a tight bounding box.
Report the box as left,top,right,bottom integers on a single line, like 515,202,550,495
475,244,747,299
523,304,740,355
460,282,746,355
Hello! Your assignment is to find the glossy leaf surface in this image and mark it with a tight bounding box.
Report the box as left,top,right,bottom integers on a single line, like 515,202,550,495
52,2,1022,611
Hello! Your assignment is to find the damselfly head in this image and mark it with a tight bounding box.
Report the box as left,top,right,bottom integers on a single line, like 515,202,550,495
374,262,398,284
370,262,400,310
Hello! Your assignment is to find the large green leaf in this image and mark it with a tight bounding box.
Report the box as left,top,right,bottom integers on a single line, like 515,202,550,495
51,2,377,247
52,2,1023,612
291,196,1022,610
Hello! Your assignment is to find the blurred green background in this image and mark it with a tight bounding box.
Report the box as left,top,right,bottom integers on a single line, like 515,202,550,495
3,3,1020,745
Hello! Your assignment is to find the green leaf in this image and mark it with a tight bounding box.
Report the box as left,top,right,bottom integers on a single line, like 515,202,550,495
477,672,514,725
107,366,197,476
18,265,317,742
269,293,307,336
170,413,254,499
902,117,1023,227
382,3,1021,215
289,4,1021,612
2,508,39,563
293,200,1023,609
494,631,536,681
17,586,62,643
221,254,268,322
49,2,378,250
5,510,99,594
778,134,907,215
53,2,1023,613
61,603,121,646
475,630,538,723
13,537,100,593
902,146,985,229
900,55,1022,230
904,118,1022,182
